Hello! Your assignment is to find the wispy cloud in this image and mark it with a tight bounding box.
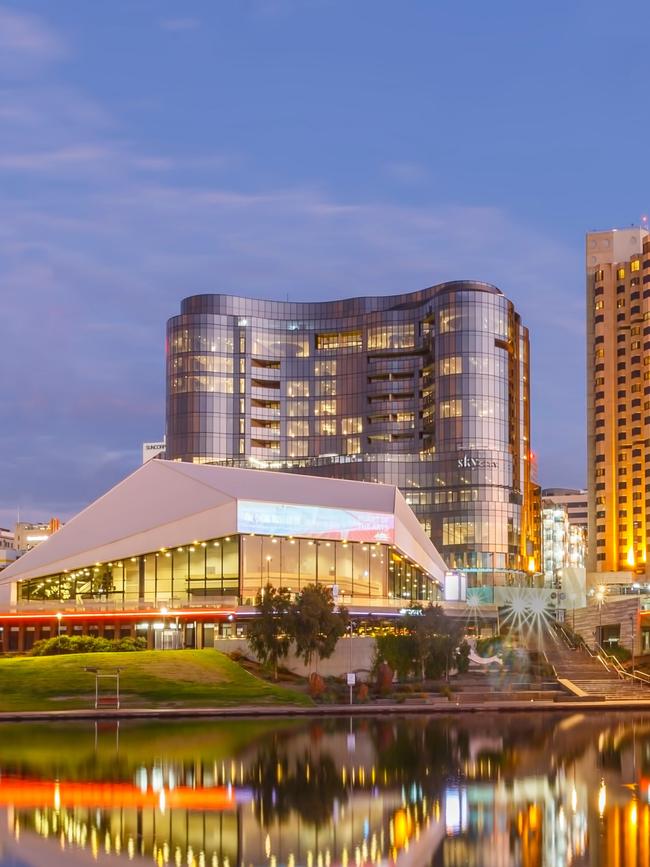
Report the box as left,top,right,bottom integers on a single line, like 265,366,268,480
0,5,66,74
0,3,586,517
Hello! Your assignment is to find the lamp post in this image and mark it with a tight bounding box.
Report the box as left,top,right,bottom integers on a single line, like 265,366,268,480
265,556,272,590
56,611,63,637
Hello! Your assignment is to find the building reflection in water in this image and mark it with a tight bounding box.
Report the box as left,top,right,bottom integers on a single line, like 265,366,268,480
1,714,650,866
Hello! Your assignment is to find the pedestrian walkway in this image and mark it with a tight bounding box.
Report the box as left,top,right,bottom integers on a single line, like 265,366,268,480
544,631,650,700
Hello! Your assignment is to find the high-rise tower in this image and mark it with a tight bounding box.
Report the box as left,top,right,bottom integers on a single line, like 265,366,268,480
586,227,650,580
166,281,538,594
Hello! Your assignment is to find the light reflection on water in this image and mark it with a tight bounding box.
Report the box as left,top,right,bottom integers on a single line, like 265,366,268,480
0,713,646,866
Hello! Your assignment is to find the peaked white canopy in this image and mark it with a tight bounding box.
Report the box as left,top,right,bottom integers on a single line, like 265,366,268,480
0,460,447,586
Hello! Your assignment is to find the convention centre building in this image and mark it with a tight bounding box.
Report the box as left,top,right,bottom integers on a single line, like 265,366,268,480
0,460,447,652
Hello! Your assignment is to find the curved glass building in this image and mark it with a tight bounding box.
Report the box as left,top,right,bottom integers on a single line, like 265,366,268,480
166,281,538,593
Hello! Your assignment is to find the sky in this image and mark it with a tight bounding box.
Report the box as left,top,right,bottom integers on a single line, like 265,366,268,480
0,0,647,527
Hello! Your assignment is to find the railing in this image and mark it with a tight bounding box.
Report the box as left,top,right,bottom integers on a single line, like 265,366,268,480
553,622,650,684
594,643,650,687
12,596,239,614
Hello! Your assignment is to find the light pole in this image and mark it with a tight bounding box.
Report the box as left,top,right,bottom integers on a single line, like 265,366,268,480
56,611,63,637
265,556,272,589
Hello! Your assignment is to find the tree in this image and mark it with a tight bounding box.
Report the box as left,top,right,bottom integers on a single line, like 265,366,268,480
247,584,293,680
374,633,418,681
401,605,467,682
291,583,348,672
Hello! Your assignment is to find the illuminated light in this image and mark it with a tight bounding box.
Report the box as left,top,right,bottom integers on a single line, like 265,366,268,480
628,547,636,568
176,548,183,553
527,556,535,572
598,780,606,817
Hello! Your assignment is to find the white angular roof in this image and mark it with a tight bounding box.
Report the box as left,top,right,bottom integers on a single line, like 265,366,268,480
0,460,447,584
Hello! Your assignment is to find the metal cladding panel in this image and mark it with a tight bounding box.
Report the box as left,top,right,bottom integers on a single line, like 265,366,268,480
393,489,447,581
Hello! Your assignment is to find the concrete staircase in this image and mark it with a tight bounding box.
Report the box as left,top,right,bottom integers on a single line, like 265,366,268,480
450,667,567,703
544,635,650,700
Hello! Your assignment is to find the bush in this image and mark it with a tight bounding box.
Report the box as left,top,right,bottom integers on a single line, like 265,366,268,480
30,635,147,656
607,644,632,663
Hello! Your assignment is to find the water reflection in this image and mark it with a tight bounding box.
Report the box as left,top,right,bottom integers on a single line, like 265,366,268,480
0,713,649,865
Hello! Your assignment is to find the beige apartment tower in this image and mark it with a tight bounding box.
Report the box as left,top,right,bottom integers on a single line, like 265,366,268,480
586,226,650,580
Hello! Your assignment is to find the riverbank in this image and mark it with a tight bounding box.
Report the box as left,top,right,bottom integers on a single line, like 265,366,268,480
0,648,311,711
2,697,650,721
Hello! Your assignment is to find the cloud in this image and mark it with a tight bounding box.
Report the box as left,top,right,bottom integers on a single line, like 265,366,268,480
0,5,66,74
0,7,586,518
159,17,199,31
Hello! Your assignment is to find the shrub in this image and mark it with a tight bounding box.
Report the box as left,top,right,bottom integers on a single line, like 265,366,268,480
30,635,147,656
607,644,632,663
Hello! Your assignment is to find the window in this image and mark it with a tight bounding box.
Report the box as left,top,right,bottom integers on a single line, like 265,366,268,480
345,437,361,455
315,399,337,416
287,380,309,397
617,298,625,308
342,417,362,435
315,360,337,376
439,356,462,375
367,324,415,350
316,379,336,397
595,299,604,310
316,331,362,350
316,419,337,435
595,269,604,281
287,420,309,437
287,439,308,458
440,399,462,418
287,399,309,417
632,259,641,272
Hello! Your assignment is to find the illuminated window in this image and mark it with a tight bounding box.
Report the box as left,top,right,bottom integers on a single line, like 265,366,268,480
595,269,604,281
439,310,457,333
367,324,415,350
631,259,641,272
594,299,604,310
617,298,625,308
439,356,463,375
316,379,336,397
287,439,308,458
239,438,245,454
287,400,309,417
317,419,337,435
316,331,362,350
439,399,462,418
287,380,309,397
617,267,626,280
345,436,361,455
342,417,362,435
315,360,337,376
287,420,309,437
315,399,337,416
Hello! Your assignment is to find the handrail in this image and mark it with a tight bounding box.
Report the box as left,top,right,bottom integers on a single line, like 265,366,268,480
595,643,650,688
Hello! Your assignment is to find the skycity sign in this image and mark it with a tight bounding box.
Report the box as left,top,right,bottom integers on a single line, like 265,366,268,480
457,455,497,469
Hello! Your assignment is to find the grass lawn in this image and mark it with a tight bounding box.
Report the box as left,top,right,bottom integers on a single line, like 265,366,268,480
0,649,312,711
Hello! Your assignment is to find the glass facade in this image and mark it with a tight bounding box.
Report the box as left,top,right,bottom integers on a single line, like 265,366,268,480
166,281,537,592
18,535,436,607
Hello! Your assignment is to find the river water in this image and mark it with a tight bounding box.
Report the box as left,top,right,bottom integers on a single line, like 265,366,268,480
0,712,645,866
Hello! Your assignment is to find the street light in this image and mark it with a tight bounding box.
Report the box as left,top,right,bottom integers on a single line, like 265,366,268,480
265,556,272,589
55,611,63,637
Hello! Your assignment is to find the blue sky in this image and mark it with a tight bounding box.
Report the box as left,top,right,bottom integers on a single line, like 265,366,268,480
0,0,646,525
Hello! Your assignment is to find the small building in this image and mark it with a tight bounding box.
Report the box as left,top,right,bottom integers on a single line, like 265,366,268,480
14,519,61,554
0,460,447,652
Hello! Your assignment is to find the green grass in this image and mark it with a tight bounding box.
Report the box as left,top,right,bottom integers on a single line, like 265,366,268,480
0,649,311,711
